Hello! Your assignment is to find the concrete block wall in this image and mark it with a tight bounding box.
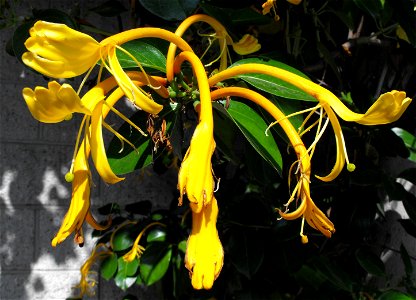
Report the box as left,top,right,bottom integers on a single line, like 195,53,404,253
0,0,175,299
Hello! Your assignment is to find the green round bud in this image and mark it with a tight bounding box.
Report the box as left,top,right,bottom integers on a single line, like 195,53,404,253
347,163,356,172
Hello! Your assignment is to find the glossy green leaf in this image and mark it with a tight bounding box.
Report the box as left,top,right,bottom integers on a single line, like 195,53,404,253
118,256,140,277
116,39,168,72
112,224,137,251
32,9,78,28
146,228,167,243
294,265,327,289
140,243,172,286
138,0,199,21
391,128,416,162
377,290,414,300
355,248,385,276
230,58,317,101
178,240,187,254
101,252,118,280
213,101,282,174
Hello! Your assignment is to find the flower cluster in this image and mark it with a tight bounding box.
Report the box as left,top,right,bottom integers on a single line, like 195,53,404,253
21,13,411,293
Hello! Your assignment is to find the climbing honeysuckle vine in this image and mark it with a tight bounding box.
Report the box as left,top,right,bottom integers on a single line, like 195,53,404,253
21,12,411,296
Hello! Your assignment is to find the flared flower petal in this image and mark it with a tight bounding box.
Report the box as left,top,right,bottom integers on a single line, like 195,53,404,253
185,197,224,290
52,140,91,247
178,121,216,213
107,47,163,114
262,0,275,14
22,81,91,123
232,34,261,55
22,21,100,78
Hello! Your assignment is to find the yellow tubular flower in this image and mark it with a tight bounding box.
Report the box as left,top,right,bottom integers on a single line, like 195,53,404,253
185,197,224,290
76,243,112,297
210,87,335,241
232,34,261,55
122,222,164,262
209,64,412,180
174,51,215,213
22,81,91,122
166,14,232,81
52,77,150,246
208,64,412,125
23,21,192,114
22,21,100,78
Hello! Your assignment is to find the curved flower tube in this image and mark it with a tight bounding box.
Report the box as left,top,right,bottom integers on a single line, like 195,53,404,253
23,21,192,114
166,14,232,81
208,64,412,125
22,81,92,123
209,64,412,180
210,87,335,241
174,51,216,213
185,197,224,290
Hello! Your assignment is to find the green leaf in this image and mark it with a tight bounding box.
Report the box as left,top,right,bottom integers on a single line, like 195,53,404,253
377,290,414,300
391,128,416,162
294,265,327,290
118,256,140,277
32,9,78,28
116,39,168,72
140,243,172,285
146,228,167,243
178,240,187,254
398,219,416,239
355,248,385,276
213,101,282,174
101,252,118,280
400,243,413,276
112,224,137,251
228,231,265,279
89,0,127,17
230,58,317,101
138,0,199,21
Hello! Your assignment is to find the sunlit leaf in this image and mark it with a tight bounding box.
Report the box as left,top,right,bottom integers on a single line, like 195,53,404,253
231,58,316,101
116,39,168,72
112,224,137,251
146,228,167,243
377,290,414,300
